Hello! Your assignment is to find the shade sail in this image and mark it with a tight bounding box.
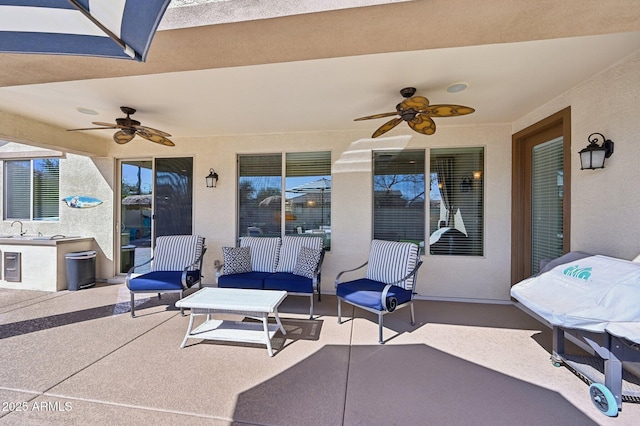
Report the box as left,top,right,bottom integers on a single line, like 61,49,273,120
0,0,171,61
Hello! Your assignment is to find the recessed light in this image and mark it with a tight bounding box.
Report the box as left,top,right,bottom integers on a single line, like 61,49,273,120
446,82,468,93
75,107,98,115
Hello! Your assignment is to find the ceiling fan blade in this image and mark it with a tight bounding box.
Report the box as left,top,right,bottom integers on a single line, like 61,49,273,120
136,129,175,147
67,126,116,131
113,131,135,144
91,121,121,127
372,117,403,138
408,115,436,135
399,96,430,112
424,105,475,117
354,111,398,121
134,125,172,137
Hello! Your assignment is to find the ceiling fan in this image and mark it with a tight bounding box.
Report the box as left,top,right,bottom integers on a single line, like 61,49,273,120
354,87,475,138
68,106,174,146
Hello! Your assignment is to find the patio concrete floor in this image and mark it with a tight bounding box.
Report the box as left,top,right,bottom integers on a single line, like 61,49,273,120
0,283,638,425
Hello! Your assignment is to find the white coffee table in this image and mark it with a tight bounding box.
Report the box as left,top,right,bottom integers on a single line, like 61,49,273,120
175,287,287,356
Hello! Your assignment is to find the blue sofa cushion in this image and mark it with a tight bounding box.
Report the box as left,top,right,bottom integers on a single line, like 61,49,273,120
217,271,271,289
264,272,313,293
128,271,186,292
336,278,413,311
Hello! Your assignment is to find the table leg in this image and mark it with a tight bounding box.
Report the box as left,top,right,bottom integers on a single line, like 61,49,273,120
262,314,274,357
180,313,196,349
274,308,286,335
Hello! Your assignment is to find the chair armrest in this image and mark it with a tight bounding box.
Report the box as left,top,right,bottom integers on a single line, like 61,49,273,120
379,259,423,312
312,249,326,296
335,261,368,288
384,259,423,288
181,246,207,287
125,256,154,287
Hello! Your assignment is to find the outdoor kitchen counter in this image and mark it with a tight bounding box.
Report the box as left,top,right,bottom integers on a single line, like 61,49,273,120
0,236,95,291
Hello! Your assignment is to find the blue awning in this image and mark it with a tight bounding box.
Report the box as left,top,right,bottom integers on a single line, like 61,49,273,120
0,0,171,61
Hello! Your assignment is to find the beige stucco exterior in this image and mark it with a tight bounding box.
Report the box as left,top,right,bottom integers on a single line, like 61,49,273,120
3,48,639,300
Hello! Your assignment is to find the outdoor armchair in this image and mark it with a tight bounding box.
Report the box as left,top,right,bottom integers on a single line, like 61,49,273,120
126,235,206,317
335,239,422,343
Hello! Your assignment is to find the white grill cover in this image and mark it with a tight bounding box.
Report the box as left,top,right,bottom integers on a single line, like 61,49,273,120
511,255,640,343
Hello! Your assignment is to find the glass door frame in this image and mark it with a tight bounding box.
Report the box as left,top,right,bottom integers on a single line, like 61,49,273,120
116,158,154,275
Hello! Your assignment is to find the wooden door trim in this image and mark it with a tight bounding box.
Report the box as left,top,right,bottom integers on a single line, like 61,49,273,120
511,107,571,284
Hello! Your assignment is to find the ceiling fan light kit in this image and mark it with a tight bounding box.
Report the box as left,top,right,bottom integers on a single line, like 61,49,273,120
67,106,174,146
354,87,475,138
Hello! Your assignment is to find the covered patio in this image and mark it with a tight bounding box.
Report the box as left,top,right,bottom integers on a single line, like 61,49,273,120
1,284,637,425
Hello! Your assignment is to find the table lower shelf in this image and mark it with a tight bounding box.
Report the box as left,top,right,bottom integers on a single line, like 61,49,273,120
187,319,281,346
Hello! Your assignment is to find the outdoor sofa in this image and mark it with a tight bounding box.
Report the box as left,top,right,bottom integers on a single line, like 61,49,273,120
215,236,325,318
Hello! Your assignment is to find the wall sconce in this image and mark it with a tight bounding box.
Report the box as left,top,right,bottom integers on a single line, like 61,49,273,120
579,133,614,170
205,168,219,188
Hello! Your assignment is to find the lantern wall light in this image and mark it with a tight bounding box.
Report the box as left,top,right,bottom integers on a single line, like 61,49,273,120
206,168,219,188
579,133,614,170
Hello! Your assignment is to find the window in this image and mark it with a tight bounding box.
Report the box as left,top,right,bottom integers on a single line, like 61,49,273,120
238,151,331,249
429,147,484,256
4,159,60,221
373,150,425,249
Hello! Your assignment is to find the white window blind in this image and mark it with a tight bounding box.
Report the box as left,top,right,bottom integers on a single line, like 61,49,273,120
429,147,484,256
4,159,60,221
373,150,425,248
5,160,31,220
238,152,331,248
33,159,60,221
531,137,564,274
285,152,331,249
238,154,282,237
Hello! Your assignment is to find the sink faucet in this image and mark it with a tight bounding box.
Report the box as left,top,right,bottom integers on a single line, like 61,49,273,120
11,220,26,236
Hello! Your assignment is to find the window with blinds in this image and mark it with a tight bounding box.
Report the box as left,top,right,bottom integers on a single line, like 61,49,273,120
238,152,331,249
429,147,483,256
373,150,425,250
4,159,60,221
531,137,564,274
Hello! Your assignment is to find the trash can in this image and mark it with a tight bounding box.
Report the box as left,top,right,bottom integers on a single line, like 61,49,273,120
65,250,96,291
120,245,136,273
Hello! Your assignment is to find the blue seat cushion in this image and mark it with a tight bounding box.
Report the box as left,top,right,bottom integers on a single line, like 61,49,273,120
264,272,313,293
128,271,185,292
217,271,271,290
336,278,413,312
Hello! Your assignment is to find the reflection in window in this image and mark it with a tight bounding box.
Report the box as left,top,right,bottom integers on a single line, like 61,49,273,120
238,152,331,249
429,147,484,256
373,150,425,250
4,158,60,221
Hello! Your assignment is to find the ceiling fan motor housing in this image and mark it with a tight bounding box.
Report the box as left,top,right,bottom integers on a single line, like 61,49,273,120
400,87,416,98
116,117,141,129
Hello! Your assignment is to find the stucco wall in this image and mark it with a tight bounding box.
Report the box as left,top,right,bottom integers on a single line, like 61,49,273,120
513,50,640,260
0,149,114,280
113,123,512,302
5,50,638,300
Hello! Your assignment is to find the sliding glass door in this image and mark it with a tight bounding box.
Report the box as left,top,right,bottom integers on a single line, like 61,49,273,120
117,157,193,274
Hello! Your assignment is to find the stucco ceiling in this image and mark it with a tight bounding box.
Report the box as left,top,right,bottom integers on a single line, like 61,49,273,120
0,0,639,148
